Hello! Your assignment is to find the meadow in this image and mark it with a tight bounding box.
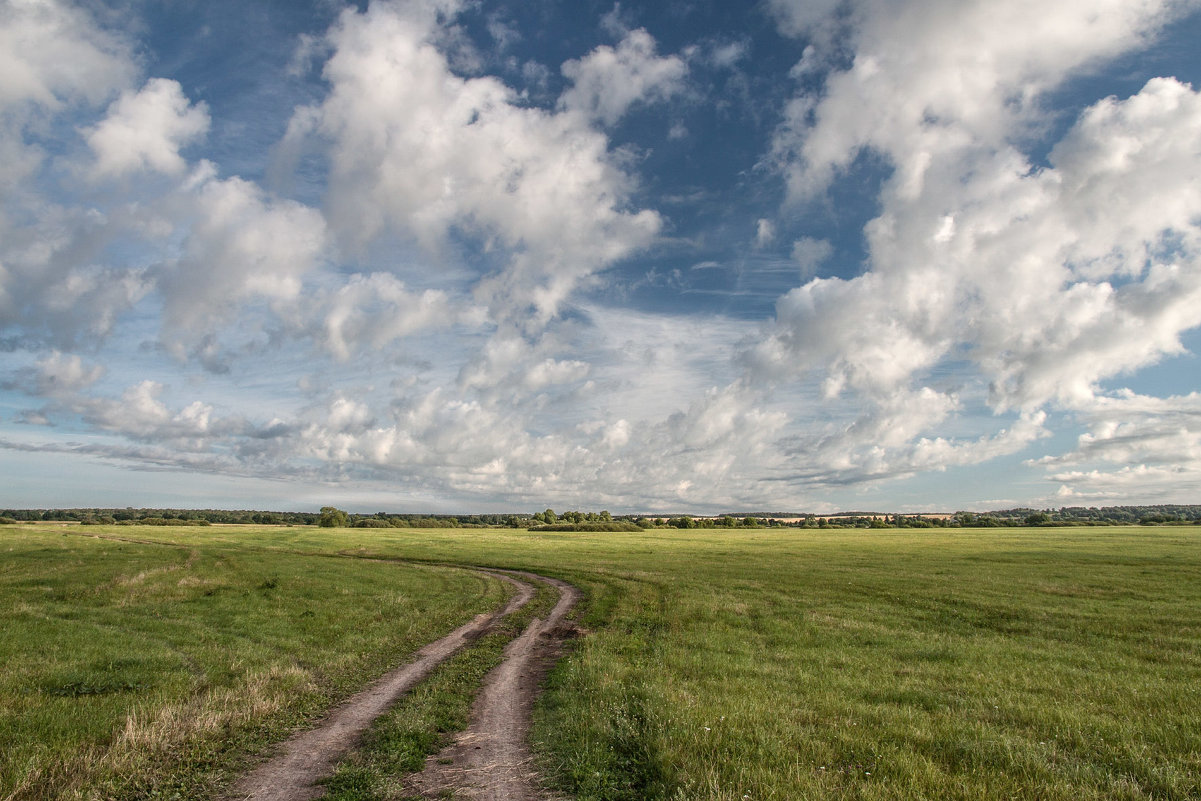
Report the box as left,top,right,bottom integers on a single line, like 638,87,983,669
2,523,1199,800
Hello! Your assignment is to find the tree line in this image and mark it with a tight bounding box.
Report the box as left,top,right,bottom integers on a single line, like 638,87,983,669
3,504,1199,529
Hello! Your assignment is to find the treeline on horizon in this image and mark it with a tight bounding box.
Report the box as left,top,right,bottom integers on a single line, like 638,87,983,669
2,504,1201,529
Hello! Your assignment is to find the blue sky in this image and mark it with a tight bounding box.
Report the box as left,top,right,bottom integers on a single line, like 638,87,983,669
3,0,1201,513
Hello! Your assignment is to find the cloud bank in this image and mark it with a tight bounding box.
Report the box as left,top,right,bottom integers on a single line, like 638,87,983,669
1,0,1200,511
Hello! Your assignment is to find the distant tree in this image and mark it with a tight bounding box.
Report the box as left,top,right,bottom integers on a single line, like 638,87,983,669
718,516,737,527
742,516,758,528
319,506,349,528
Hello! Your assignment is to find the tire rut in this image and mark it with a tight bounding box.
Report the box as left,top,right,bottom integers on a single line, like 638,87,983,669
403,570,581,801
230,569,535,801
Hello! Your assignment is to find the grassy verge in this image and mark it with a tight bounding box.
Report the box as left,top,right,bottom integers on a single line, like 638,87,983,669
322,574,560,801
0,525,508,801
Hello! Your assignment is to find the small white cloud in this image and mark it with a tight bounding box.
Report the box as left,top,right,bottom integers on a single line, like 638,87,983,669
559,28,688,126
35,351,103,395
317,273,457,361
754,219,776,249
85,78,210,178
158,168,327,357
790,237,833,278
709,40,749,68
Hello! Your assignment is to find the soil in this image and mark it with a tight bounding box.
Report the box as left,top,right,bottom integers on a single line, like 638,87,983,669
228,568,580,801
402,571,581,801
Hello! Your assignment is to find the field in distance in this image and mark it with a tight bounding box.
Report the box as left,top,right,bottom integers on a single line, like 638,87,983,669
2,523,1199,800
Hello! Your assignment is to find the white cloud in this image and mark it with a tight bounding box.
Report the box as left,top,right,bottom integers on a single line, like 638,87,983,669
0,0,133,112
754,218,775,249
1031,391,1201,501
0,202,153,346
745,0,1201,493
34,350,103,395
790,236,832,278
292,1,662,327
765,0,846,39
760,2,1201,411
85,78,209,178
157,164,328,360
315,273,457,361
559,28,688,127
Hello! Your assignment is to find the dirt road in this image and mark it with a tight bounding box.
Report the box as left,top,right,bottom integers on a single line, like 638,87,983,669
230,567,578,801
404,571,580,800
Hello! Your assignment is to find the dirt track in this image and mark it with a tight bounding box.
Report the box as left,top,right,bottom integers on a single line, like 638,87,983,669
404,572,580,800
230,567,578,801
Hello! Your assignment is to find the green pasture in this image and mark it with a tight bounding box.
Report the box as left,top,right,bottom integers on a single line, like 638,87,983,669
0,526,507,800
2,523,1199,800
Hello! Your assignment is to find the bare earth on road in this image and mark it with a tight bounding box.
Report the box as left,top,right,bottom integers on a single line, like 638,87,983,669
229,567,579,801
404,571,581,801
231,569,534,801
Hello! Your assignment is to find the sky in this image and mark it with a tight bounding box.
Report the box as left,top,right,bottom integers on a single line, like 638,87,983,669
2,0,1201,514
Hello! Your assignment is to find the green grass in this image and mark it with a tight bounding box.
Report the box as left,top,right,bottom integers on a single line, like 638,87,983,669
0,525,509,800
165,524,1201,800
4,524,1200,800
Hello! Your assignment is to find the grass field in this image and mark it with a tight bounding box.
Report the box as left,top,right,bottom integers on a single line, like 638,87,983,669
0,526,508,800
3,523,1199,800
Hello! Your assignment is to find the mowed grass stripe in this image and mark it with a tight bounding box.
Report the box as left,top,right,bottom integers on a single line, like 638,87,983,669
0,526,510,801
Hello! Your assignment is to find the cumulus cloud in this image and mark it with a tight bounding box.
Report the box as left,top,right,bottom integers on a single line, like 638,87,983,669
85,78,209,178
771,0,1189,201
0,0,133,112
287,1,662,329
157,163,328,362
559,27,688,126
0,1,149,346
0,202,153,346
34,351,103,395
757,75,1201,413
5,0,1201,511
1032,391,1201,501
751,1,1201,479
314,273,458,361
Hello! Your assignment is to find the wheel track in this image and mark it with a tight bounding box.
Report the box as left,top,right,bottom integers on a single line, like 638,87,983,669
403,571,581,801
58,532,581,800
231,567,578,801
